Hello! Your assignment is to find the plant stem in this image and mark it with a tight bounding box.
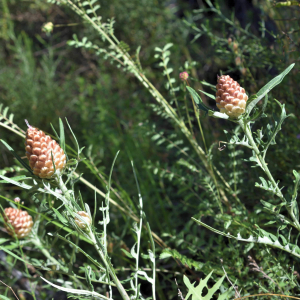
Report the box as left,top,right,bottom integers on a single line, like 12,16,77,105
36,241,65,270
55,174,72,203
191,95,208,154
89,232,131,300
146,222,156,300
64,0,231,207
239,119,300,231
183,85,194,136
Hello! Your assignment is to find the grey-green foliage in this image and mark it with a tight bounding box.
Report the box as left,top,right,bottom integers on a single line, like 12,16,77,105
183,271,233,300
193,217,300,261
3,0,300,298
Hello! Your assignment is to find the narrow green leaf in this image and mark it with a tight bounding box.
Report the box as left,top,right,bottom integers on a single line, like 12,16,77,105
65,118,79,156
40,277,107,298
261,99,289,155
260,200,277,211
121,248,133,258
50,123,59,140
52,208,68,224
257,64,294,97
0,175,29,183
199,89,216,100
247,94,268,121
2,107,9,118
246,64,294,115
59,118,66,153
292,170,300,203
0,174,33,190
1,140,33,175
192,217,300,259
50,233,104,269
0,246,31,264
0,295,12,300
186,86,212,113
50,150,57,174
200,80,216,89
0,238,9,245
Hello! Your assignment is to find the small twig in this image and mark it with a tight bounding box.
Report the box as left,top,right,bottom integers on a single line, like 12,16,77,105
248,256,275,284
0,280,20,300
248,256,286,298
220,259,241,298
234,294,300,300
175,278,185,300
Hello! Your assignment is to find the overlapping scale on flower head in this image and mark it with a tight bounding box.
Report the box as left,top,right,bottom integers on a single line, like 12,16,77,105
215,75,248,118
25,121,66,178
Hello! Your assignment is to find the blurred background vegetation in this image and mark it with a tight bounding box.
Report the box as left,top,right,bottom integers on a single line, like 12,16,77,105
1,0,300,299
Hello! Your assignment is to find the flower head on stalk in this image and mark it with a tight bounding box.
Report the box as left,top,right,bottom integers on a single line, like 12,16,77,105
25,120,66,178
3,207,33,238
215,75,248,118
179,71,189,82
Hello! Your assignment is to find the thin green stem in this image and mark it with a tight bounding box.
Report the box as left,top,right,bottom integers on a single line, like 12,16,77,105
35,240,71,274
239,119,300,231
146,222,156,300
55,174,72,203
89,232,131,300
0,123,25,138
232,145,237,194
132,161,144,300
183,85,194,136
191,96,208,154
135,214,142,300
64,0,232,207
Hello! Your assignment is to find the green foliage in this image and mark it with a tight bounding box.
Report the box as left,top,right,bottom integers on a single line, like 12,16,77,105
183,271,233,300
2,0,300,299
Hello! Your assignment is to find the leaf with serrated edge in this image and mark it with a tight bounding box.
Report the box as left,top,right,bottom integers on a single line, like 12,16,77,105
193,218,300,259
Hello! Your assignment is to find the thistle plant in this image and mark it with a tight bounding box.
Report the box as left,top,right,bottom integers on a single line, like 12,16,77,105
0,119,161,300
2,0,300,298
187,64,300,273
44,0,239,213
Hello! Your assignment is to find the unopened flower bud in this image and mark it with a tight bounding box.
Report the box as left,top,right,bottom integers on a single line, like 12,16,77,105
179,71,189,81
75,211,92,230
215,75,248,118
25,121,66,179
235,56,242,66
3,208,33,238
42,22,53,34
233,42,238,53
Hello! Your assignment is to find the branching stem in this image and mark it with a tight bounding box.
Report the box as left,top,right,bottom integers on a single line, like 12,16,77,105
239,119,300,231
89,232,131,300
